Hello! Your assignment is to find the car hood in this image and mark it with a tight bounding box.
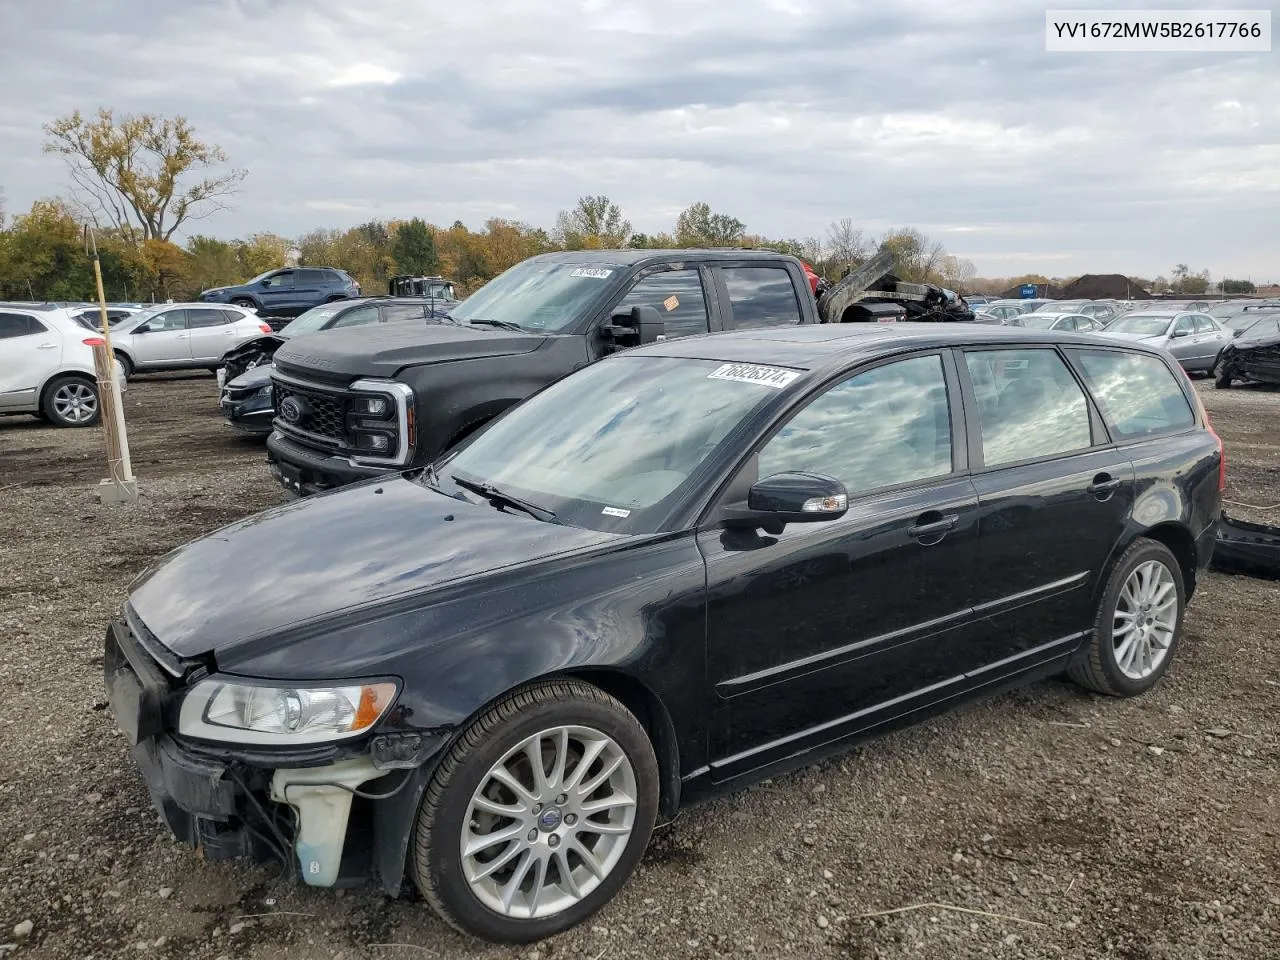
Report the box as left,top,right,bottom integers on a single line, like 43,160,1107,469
227,363,274,390
272,322,549,380
128,477,618,665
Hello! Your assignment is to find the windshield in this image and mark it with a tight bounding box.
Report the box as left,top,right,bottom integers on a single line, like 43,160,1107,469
1209,303,1247,318
1108,315,1173,336
446,259,620,332
1019,314,1064,330
278,301,357,335
437,356,794,533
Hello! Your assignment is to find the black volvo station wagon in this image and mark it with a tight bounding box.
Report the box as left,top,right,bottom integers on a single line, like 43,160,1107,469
105,324,1223,942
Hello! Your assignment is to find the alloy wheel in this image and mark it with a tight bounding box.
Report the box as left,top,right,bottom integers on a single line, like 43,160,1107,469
53,382,98,424
1113,560,1178,680
461,725,637,919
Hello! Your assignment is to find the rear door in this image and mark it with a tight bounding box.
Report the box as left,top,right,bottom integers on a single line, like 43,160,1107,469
0,312,60,411
701,351,983,782
712,264,806,330
187,307,238,361
958,346,1135,668
1192,314,1229,368
131,309,191,365
294,269,326,312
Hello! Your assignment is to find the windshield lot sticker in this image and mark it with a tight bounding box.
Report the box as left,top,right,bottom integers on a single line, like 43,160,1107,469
708,363,800,389
570,268,613,279
663,295,680,311
602,506,631,518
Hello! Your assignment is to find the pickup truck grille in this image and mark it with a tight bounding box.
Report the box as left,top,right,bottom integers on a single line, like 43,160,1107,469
274,382,349,443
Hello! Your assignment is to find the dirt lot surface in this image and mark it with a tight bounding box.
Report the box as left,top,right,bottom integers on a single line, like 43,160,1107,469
1,374,1277,960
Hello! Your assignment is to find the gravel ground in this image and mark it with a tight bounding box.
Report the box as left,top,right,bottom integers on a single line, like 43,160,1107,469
1,373,1277,960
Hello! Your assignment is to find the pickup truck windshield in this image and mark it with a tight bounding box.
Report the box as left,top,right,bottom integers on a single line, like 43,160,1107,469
437,356,795,533
447,259,621,333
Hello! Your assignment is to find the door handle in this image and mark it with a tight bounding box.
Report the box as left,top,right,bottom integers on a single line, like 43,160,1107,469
908,513,959,540
1087,474,1123,498
175,334,188,339
37,342,58,350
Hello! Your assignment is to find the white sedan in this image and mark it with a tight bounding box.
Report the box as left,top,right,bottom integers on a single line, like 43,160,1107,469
110,304,271,379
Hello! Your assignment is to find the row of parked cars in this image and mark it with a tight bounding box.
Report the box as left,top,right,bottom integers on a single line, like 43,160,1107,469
95,249,1231,943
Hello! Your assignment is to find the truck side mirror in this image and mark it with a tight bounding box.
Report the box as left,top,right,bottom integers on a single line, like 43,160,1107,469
605,305,667,347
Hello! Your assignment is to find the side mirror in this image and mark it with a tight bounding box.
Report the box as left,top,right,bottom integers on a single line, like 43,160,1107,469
1170,328,1189,339
133,324,150,334
723,472,848,534
605,305,666,347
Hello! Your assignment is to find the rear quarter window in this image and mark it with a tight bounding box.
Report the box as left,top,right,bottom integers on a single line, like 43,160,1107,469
1069,349,1195,439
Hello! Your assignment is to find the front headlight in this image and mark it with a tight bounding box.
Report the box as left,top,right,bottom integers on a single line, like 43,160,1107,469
179,679,397,745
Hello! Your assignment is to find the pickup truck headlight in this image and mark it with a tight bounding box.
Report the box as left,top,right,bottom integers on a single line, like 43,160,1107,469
348,379,415,466
179,679,397,745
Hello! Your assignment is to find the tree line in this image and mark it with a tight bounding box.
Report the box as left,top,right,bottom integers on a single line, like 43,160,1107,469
0,109,1259,303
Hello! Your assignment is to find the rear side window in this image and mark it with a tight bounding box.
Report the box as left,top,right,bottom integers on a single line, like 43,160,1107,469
722,267,803,328
0,312,46,338
1071,350,1195,439
613,269,709,339
187,308,230,328
964,349,1093,467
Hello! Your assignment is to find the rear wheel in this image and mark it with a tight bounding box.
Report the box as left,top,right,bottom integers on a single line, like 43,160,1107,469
412,679,658,942
1068,539,1185,697
42,376,101,428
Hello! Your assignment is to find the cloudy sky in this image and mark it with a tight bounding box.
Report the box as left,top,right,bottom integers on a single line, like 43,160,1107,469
1,0,1276,280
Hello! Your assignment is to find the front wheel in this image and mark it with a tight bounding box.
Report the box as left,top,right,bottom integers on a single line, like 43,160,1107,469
1068,538,1185,697
230,297,257,310
412,679,658,943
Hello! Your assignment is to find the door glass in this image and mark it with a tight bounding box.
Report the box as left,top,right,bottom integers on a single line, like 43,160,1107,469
964,349,1092,466
1070,350,1194,438
722,267,803,328
187,308,230,328
1172,315,1193,336
0,313,42,338
613,269,709,338
297,269,326,284
261,271,295,289
144,310,188,332
1192,315,1215,334
331,305,381,328
757,355,952,493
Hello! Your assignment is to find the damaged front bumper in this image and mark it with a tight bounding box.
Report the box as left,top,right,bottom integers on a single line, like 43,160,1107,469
103,619,442,892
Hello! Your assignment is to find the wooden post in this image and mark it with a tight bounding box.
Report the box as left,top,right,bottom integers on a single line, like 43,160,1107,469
86,230,138,503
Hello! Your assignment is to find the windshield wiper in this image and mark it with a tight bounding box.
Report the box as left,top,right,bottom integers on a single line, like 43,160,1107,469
467,318,525,332
451,474,557,523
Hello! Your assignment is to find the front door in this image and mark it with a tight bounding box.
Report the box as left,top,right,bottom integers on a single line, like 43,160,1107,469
958,346,1135,666
258,270,296,314
586,265,715,361
700,351,982,784
132,309,191,366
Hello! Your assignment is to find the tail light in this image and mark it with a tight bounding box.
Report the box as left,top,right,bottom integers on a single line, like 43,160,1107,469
258,323,272,334
82,337,105,346
1189,382,1226,492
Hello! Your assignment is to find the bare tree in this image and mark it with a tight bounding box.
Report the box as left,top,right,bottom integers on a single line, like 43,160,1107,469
825,218,872,270
43,108,246,243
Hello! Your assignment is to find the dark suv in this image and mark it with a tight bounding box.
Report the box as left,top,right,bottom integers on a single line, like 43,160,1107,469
198,267,360,318
105,324,1222,943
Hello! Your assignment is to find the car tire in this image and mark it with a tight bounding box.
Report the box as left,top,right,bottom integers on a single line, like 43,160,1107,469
1067,538,1185,697
114,352,134,380
231,297,256,310
42,375,101,428
411,678,659,943
1215,369,1233,388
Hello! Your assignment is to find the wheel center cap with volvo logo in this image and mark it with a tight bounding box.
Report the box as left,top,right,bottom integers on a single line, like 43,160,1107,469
279,396,307,424
538,807,562,831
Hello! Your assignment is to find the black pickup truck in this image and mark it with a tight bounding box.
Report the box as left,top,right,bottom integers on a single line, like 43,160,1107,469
266,249,819,494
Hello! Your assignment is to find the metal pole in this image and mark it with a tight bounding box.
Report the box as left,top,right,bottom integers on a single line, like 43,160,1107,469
85,228,138,503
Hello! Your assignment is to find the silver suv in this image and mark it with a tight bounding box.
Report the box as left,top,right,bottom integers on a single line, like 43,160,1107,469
0,304,127,428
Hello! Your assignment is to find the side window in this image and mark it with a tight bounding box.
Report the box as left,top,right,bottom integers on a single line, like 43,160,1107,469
187,308,230,328
261,271,295,289
297,269,325,284
1192,314,1215,334
722,267,803,328
1172,315,1194,336
331,304,381,328
1071,349,1195,439
144,310,188,332
0,312,42,339
613,269,709,339
963,349,1092,467
380,304,428,323
757,355,952,494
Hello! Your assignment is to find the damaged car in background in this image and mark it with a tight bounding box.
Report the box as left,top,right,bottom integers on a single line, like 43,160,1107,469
1214,314,1280,388
219,297,458,436
105,323,1222,943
